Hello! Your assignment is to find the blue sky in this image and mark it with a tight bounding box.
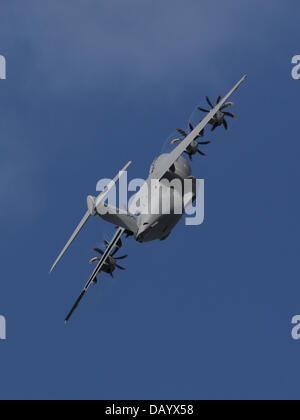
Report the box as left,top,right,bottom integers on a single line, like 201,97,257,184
0,0,299,400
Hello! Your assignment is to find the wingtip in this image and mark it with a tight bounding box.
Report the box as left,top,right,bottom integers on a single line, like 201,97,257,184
49,264,56,274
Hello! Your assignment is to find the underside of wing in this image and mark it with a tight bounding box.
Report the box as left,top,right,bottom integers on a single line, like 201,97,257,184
65,227,125,323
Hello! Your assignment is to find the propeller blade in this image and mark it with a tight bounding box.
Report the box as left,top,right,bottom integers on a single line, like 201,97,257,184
111,240,122,256
223,112,236,119
211,123,218,132
115,264,126,271
89,257,100,264
223,119,228,130
115,255,128,260
93,248,104,255
189,123,194,132
217,95,222,104
220,102,234,110
198,141,211,145
170,139,182,145
185,151,192,161
176,128,188,137
112,248,119,257
200,129,205,137
198,107,209,113
206,96,214,108
197,150,206,156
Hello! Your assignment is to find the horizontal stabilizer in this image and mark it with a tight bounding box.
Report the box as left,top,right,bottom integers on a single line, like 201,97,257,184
50,210,91,273
50,161,132,273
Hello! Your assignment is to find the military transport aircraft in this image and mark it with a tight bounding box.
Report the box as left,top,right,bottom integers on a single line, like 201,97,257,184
50,75,247,322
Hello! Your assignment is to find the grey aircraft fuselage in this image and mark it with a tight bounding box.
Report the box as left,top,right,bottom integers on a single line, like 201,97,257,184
95,153,197,243
134,154,195,243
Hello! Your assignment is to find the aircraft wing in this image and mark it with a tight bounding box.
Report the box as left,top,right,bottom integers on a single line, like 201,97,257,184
150,75,247,181
65,227,125,323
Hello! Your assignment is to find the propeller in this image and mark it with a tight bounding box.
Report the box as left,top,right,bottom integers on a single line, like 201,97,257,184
89,241,128,280
170,123,210,161
198,95,236,132
174,123,205,140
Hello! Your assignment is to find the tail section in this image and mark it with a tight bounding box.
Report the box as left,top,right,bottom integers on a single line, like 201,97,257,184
91,199,138,235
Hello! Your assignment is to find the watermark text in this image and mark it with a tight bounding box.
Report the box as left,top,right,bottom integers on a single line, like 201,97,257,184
291,315,300,340
292,55,300,80
95,173,205,226
0,315,6,340
0,55,6,80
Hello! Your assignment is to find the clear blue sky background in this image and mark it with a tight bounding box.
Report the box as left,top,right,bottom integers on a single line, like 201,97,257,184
0,0,299,400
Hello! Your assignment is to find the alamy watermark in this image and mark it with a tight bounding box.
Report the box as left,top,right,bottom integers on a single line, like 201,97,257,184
291,316,300,340
0,58,7,341
292,56,300,80
0,315,6,340
95,172,205,226
0,55,6,80
0,57,6,339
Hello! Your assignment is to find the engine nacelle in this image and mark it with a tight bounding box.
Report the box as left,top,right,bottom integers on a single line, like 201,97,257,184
149,154,192,180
